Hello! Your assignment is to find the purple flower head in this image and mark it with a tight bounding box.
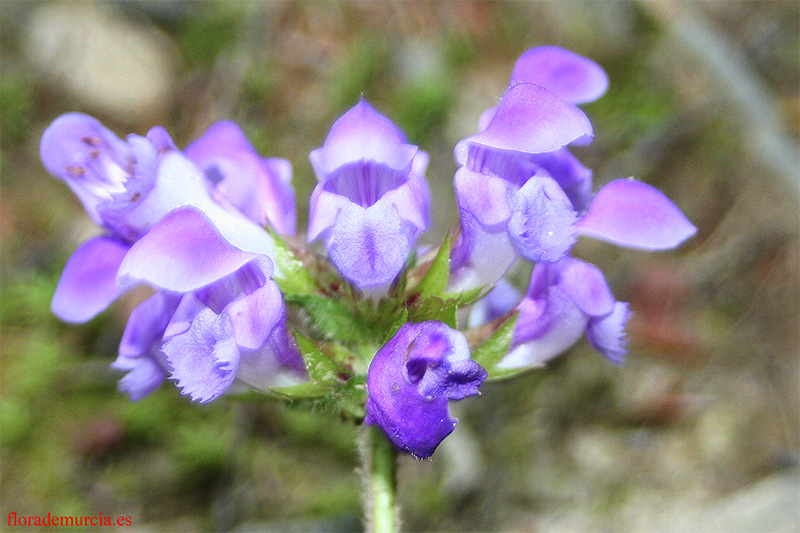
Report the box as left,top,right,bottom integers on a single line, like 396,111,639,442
500,257,631,369
450,81,595,287
308,99,430,290
41,114,278,322
365,322,487,458
115,207,305,402
185,121,296,235
450,72,695,289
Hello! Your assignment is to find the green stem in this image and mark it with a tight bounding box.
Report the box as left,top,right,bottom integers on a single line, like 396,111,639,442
362,424,398,533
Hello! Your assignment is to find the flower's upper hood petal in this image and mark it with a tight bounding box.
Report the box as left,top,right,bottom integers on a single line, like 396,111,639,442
455,83,593,166
118,206,265,293
310,99,418,177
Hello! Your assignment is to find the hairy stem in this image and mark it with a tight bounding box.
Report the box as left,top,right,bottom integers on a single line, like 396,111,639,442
361,424,398,533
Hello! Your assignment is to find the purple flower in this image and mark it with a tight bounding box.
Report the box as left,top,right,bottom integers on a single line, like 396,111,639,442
450,79,595,288
500,257,631,369
450,47,696,289
308,99,430,290
115,207,305,402
185,120,296,235
41,113,277,322
365,322,487,458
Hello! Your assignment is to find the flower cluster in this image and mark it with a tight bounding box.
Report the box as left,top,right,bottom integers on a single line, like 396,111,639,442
42,46,695,458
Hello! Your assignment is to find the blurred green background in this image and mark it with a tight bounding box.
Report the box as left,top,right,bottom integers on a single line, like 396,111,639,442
1,1,798,531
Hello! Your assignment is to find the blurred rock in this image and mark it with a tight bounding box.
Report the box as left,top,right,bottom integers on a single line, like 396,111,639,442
23,3,178,123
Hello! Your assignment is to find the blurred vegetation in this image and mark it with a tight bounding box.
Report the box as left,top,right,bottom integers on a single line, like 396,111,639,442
1,1,798,531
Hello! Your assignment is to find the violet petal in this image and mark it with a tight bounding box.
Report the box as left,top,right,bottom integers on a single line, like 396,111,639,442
586,301,631,364
455,83,593,165
51,236,132,323
510,46,609,104
574,179,697,250
507,174,578,263
162,305,239,403
118,206,262,292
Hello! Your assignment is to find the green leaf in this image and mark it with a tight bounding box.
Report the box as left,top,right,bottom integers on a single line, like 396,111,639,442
295,333,350,383
270,231,318,295
411,234,452,299
332,376,367,420
268,380,335,400
285,294,371,343
472,313,518,375
445,285,488,307
408,297,458,329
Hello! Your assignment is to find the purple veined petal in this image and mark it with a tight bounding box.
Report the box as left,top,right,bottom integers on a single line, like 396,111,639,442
507,174,579,263
310,99,418,176
118,206,262,293
40,113,134,225
574,179,697,250
186,121,297,235
454,167,513,227
162,306,240,403
510,46,609,104
52,236,133,323
308,161,428,243
191,257,272,314
118,291,182,358
455,83,593,166
501,285,589,368
556,257,616,317
407,326,485,401
112,291,175,401
322,160,411,208
586,301,631,364
365,322,486,458
325,200,414,288
112,352,167,401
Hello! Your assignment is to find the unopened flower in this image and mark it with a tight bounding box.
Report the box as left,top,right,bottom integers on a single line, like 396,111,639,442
308,99,430,290
365,321,487,458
